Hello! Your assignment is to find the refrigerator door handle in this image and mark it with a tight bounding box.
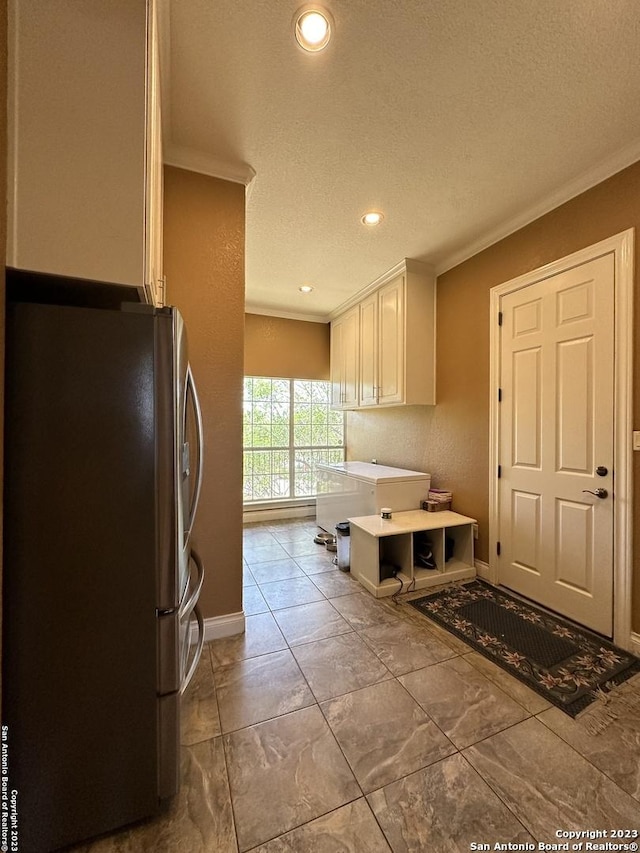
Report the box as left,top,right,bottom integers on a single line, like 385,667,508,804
180,603,204,695
185,364,204,536
180,548,204,619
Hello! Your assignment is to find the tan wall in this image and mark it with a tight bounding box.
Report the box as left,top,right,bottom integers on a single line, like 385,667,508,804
244,313,330,380
347,159,640,630
163,166,245,620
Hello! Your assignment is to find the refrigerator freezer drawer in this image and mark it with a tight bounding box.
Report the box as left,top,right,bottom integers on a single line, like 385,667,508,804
157,550,205,695
158,692,180,800
157,609,180,694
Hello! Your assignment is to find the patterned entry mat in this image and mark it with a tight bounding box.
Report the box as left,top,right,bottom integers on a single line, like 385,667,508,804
409,580,640,717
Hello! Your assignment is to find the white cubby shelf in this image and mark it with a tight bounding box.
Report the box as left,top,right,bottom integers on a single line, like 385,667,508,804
348,509,477,599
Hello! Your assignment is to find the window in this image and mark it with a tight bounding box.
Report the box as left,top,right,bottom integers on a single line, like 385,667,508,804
243,377,345,503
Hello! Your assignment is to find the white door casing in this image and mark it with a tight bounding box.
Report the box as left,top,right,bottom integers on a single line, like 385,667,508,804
489,230,634,647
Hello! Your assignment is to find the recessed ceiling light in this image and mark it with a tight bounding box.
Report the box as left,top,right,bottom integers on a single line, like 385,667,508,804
299,285,314,293
361,211,384,226
294,7,332,52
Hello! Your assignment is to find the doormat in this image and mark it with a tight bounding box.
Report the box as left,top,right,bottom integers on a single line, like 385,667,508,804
409,580,640,717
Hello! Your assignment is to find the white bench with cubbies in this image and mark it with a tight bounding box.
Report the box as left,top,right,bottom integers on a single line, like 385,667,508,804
348,509,477,598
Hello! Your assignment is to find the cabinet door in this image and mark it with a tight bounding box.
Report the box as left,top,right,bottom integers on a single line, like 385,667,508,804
359,293,378,406
342,307,360,408
377,276,405,404
330,318,344,408
330,307,359,409
8,0,148,288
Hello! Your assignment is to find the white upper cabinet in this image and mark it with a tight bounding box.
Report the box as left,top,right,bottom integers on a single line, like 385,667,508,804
8,0,163,302
331,259,435,410
330,305,360,410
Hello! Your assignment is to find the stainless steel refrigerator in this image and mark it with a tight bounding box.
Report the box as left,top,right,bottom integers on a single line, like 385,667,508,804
2,273,205,852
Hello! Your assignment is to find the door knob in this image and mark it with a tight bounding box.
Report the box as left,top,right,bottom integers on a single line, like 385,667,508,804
595,466,608,477
582,488,608,499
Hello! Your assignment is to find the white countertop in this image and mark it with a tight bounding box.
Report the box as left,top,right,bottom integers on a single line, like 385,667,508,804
317,461,430,484
348,509,476,537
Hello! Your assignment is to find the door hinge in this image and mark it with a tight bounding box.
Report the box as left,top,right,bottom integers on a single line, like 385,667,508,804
498,311,503,326
498,388,502,402
497,465,502,479
496,541,501,556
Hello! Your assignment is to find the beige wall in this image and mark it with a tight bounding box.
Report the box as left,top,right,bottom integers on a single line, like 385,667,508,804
347,159,640,630
163,166,245,620
244,313,330,380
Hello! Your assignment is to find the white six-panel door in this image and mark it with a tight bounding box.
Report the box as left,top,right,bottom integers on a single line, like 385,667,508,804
498,254,615,636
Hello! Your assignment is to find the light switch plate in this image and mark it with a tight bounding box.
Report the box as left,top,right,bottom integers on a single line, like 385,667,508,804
634,431,640,451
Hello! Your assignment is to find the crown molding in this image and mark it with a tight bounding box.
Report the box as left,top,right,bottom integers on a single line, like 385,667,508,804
245,304,330,323
328,258,434,321
435,136,640,276
164,144,256,187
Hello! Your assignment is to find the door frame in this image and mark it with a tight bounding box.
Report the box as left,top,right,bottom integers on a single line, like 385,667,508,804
488,229,634,648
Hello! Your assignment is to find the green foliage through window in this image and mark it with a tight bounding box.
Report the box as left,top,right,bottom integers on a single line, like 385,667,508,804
243,377,345,502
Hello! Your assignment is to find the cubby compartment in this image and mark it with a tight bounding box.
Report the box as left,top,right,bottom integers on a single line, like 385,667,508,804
376,534,412,593
379,533,411,575
413,528,442,577
442,523,474,572
349,510,477,599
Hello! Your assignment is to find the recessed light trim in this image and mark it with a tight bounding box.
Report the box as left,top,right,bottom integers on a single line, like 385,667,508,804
294,6,332,52
361,211,384,226
299,285,314,293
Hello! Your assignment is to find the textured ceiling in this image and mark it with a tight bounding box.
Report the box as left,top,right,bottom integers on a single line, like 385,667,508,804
161,0,640,320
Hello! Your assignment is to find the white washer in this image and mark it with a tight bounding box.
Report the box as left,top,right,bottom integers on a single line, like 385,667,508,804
316,462,431,534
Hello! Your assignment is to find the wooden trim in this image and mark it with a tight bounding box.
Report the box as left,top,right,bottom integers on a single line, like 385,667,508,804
190,611,245,643
243,504,316,523
328,258,434,321
474,559,492,582
245,304,330,323
435,139,640,277
164,145,256,187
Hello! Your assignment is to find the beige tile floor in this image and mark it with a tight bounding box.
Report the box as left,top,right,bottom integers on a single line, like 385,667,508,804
80,518,640,852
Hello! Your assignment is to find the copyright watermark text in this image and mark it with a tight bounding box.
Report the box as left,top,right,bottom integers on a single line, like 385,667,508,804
1,726,18,853
470,830,639,852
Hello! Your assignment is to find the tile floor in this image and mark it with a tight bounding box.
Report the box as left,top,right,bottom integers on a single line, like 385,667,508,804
80,518,640,852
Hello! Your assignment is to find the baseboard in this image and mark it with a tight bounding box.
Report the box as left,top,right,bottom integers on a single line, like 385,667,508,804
474,559,491,581
190,611,245,644
243,505,316,523
629,631,640,656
